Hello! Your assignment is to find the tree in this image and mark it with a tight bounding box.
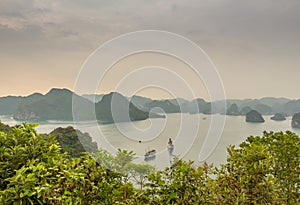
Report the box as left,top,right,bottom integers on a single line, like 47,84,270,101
216,131,300,204
144,159,216,204
240,131,300,204
125,163,154,190
50,126,98,158
0,121,12,133
0,123,135,204
115,148,136,169
1,122,299,204
216,144,280,204
0,123,64,203
0,123,60,190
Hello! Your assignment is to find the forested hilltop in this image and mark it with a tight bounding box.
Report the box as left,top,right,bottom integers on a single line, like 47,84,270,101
0,121,299,204
0,88,152,123
1,88,300,124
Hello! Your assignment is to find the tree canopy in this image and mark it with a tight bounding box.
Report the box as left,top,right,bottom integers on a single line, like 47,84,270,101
0,123,299,204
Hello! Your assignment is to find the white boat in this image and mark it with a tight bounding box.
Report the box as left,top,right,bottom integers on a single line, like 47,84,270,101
167,138,174,153
167,144,174,150
144,149,156,160
167,144,174,153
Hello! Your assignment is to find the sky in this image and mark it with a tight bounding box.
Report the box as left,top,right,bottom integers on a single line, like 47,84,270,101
0,0,299,100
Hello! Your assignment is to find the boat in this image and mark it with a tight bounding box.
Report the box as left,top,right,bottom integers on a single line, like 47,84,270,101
144,149,156,161
167,138,174,153
167,144,174,149
167,144,174,153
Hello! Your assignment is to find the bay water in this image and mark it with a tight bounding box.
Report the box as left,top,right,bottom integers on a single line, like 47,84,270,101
1,114,299,169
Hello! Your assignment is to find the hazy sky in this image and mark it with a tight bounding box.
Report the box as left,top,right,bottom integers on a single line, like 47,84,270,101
0,0,299,100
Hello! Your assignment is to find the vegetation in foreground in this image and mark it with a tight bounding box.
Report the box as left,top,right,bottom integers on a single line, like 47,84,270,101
0,122,299,204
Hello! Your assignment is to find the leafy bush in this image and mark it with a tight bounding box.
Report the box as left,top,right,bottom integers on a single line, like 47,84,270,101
0,123,299,204
50,126,98,158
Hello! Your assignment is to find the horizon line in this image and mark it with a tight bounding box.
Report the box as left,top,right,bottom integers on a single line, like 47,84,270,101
0,87,298,102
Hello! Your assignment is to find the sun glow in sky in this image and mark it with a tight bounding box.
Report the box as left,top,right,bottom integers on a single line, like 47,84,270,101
0,0,299,100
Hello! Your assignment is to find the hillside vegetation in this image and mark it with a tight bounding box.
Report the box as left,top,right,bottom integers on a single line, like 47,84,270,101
9,89,151,123
0,123,299,204
1,89,300,122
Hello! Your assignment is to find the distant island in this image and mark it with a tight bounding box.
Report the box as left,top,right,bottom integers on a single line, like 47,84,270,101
2,88,163,123
226,103,240,116
0,88,300,124
292,112,300,128
50,126,98,157
245,110,265,123
271,113,286,121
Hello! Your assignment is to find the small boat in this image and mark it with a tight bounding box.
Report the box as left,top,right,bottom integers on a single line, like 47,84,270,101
167,144,174,149
144,149,156,161
167,144,174,153
167,138,174,153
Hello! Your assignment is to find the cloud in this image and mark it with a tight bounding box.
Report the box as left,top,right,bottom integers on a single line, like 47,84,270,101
0,16,25,30
0,0,299,55
0,0,300,98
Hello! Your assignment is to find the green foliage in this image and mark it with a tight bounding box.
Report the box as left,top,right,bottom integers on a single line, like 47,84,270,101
240,131,300,204
125,163,155,190
13,88,93,121
0,124,299,204
0,123,60,190
4,89,151,123
0,124,136,204
0,96,23,115
216,144,279,204
0,121,12,133
95,92,149,123
115,149,136,169
215,131,300,204
94,148,154,190
144,159,216,204
50,126,98,158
